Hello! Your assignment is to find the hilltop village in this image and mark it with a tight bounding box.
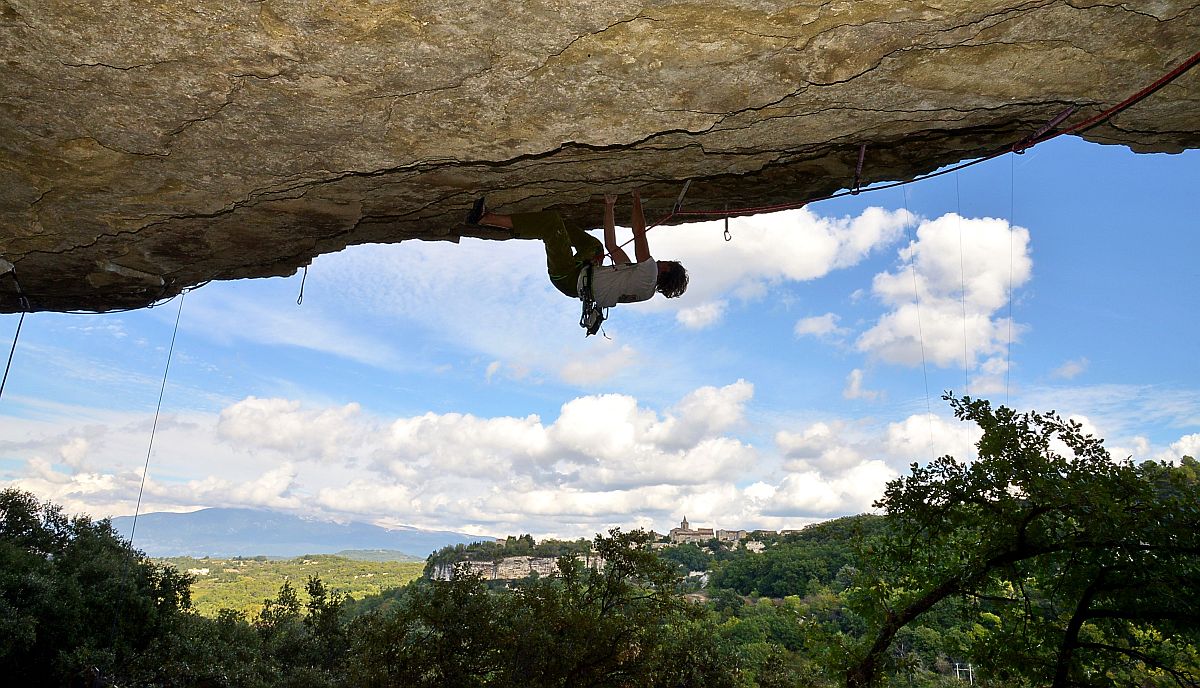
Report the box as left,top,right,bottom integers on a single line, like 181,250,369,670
428,517,803,581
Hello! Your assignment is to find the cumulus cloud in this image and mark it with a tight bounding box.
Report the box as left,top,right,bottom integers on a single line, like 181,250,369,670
745,460,897,517
676,301,727,329
1170,434,1200,459
382,411,547,480
218,397,370,462
2,381,791,535
21,376,1195,539
58,437,90,469
763,409,982,518
857,213,1031,372
794,313,847,339
647,206,914,327
777,421,865,473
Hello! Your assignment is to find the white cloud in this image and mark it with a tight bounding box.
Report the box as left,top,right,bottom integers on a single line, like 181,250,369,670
644,206,913,327
218,397,370,462
383,411,547,479
485,361,502,382
58,437,90,469
559,344,639,385
0,381,798,535
67,321,128,339
885,412,976,464
843,369,881,400
9,375,1193,539
1170,434,1200,459
676,301,727,329
857,213,1031,371
777,421,864,473
754,461,897,516
1052,357,1089,380
183,289,403,370
794,313,847,339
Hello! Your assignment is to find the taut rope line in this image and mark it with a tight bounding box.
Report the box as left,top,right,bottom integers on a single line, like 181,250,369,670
0,313,25,401
127,291,185,548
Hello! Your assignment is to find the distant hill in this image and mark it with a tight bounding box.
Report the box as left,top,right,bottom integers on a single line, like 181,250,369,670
110,508,492,559
336,549,424,563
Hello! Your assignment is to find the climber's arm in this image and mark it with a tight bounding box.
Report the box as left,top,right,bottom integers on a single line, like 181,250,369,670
603,194,632,264
631,190,651,263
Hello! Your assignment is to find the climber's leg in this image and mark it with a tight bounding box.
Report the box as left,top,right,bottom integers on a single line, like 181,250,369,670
510,211,584,297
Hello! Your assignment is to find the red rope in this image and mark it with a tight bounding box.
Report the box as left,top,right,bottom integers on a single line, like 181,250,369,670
657,48,1200,220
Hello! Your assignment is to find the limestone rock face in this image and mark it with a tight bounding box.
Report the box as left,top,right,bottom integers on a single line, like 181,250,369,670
2,0,1197,312
430,554,605,581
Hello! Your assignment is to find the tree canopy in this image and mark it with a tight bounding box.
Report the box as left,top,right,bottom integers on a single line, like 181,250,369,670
846,395,1200,687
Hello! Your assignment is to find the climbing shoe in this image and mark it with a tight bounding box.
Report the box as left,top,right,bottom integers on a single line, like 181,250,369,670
466,197,486,226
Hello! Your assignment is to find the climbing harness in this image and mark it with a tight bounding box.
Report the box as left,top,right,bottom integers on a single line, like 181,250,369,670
578,263,606,337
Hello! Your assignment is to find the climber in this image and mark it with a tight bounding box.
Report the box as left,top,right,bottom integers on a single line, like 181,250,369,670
466,190,689,308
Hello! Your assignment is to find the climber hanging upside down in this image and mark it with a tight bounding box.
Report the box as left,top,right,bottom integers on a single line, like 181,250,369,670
466,190,689,308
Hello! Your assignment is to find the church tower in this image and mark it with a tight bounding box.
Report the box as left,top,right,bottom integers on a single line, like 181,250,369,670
681,516,689,530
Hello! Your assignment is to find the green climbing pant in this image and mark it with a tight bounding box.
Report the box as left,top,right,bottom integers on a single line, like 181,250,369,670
511,211,602,298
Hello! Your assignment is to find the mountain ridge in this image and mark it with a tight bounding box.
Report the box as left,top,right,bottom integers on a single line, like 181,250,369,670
111,507,492,559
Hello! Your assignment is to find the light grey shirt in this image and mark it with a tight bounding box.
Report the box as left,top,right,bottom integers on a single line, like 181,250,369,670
580,259,657,308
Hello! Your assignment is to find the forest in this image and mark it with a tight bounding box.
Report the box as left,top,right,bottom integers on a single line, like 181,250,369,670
2,397,1198,687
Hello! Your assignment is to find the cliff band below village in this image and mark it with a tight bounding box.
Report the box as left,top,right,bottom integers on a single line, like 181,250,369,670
2,0,1198,312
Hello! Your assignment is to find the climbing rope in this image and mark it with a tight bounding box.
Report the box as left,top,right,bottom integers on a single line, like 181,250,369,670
0,313,25,401
901,187,936,462
1005,153,1016,405
954,172,974,457
955,172,970,401
106,291,185,678
127,291,185,548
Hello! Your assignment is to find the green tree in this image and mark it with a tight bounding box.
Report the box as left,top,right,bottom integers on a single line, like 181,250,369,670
344,571,506,687
0,489,195,687
500,528,704,686
659,542,711,572
845,396,1200,687
712,516,878,598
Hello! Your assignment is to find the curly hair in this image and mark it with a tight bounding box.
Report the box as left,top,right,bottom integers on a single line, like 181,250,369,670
655,260,689,299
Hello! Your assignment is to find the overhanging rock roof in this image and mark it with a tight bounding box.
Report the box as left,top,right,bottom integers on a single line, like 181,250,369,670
2,0,1197,313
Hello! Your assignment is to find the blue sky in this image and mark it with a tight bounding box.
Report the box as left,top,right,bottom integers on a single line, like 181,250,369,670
1,136,1197,539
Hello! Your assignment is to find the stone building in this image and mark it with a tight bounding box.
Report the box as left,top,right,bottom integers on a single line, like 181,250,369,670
668,516,715,544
